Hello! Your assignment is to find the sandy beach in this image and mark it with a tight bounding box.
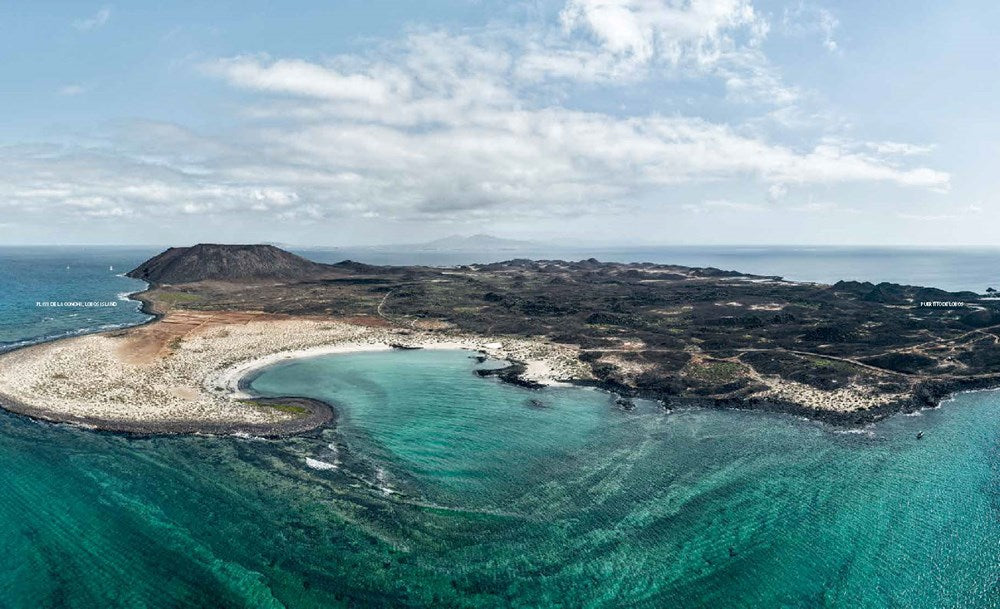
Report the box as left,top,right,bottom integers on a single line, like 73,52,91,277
0,311,589,434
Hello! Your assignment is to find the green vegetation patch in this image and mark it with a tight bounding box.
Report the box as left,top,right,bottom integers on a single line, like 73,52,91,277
239,399,310,415
154,291,204,304
267,403,310,414
803,356,860,373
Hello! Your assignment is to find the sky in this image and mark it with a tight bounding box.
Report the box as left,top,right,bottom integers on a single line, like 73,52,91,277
1,0,998,247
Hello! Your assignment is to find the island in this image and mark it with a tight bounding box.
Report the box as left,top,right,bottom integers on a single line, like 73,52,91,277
3,243,1000,434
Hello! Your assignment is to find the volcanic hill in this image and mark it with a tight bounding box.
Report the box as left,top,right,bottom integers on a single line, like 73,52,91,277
123,243,1000,424
127,244,333,284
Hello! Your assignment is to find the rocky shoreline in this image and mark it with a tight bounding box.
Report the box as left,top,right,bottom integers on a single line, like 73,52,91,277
75,242,1000,434
0,390,333,437
578,373,1000,425
1,315,997,435
475,362,548,389
0,310,587,437
2,285,998,435
477,358,1000,427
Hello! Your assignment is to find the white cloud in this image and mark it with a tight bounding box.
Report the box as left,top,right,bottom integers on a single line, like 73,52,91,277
767,182,788,201
58,85,86,96
782,2,839,54
5,1,950,231
866,141,935,156
788,200,856,214
684,198,763,213
0,144,308,223
205,57,395,105
519,0,769,84
74,6,111,31
718,49,799,104
560,0,765,65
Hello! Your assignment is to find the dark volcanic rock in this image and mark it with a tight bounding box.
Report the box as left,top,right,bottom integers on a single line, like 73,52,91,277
127,244,332,284
124,246,1000,426
833,280,980,305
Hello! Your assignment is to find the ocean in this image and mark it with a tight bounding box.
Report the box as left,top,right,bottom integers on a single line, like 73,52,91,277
296,245,1000,293
0,245,997,607
0,247,154,352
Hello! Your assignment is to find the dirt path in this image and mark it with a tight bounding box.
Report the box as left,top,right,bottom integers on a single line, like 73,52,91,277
376,289,394,320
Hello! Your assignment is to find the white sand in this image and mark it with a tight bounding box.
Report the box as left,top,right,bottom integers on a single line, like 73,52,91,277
0,315,589,429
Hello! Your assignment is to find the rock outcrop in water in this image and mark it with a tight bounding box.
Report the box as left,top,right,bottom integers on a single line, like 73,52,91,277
127,244,333,284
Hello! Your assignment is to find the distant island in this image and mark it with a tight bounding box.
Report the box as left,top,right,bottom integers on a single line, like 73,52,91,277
3,243,1000,434
409,233,539,252
315,233,542,254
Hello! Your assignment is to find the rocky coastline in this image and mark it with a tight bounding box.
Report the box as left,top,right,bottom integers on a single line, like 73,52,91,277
0,390,332,437
1,309,998,435
6,243,1000,434
476,354,1000,427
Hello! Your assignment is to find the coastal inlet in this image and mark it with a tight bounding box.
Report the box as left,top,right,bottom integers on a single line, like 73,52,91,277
0,246,997,606
0,348,995,607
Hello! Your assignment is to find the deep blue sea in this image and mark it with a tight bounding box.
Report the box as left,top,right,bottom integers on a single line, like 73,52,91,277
0,245,998,607
0,247,154,352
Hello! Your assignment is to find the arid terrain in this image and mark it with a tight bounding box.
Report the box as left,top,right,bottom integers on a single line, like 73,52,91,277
4,243,1000,432
0,306,583,434
135,247,1000,422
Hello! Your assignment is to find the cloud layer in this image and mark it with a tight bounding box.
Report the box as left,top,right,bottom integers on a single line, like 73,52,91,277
5,0,949,234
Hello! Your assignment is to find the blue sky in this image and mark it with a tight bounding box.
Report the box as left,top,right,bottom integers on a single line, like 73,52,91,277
1,1,996,246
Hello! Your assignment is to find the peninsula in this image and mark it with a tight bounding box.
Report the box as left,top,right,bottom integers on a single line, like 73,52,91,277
3,243,1000,434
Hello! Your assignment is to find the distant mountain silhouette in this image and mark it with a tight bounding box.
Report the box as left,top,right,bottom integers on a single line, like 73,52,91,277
413,234,537,251
127,244,333,284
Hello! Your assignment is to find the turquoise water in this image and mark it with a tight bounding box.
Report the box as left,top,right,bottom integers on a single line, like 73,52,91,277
0,337,996,606
0,351,1000,608
0,246,998,607
260,350,997,606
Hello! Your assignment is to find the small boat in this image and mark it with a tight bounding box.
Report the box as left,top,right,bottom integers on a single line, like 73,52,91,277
916,431,924,439
109,265,114,271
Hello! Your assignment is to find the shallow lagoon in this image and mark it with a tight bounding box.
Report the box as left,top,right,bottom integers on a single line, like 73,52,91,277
0,348,997,607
